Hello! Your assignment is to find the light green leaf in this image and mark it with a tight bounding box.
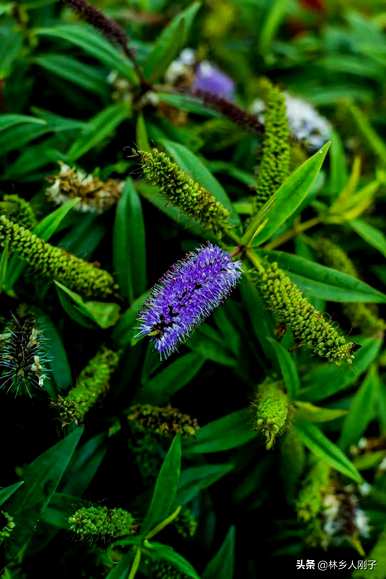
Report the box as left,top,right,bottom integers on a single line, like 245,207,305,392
55,282,120,329
260,250,386,303
244,142,330,246
294,421,362,483
141,436,182,536
268,338,300,399
350,218,386,258
186,409,256,454
339,366,379,450
143,3,201,81
68,103,130,161
36,24,136,81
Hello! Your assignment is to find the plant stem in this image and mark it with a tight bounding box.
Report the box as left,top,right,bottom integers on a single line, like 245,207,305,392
128,547,142,579
263,216,321,250
145,505,182,540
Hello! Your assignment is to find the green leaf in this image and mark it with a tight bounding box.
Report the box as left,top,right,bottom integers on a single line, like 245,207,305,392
243,143,330,246
187,325,236,367
294,421,362,483
136,113,151,152
105,551,133,579
177,464,234,505
348,101,386,165
300,338,382,402
0,122,50,156
339,366,379,450
186,409,256,454
55,282,120,329
328,130,348,196
35,311,72,392
294,401,347,423
240,277,276,359
139,352,205,405
141,436,182,536
0,482,24,507
160,139,241,227
143,2,201,81
6,428,83,562
144,542,199,579
350,218,386,258
34,54,108,96
113,179,146,302
112,292,148,347
260,250,386,303
203,527,235,579
36,24,136,82
35,199,80,240
259,0,287,56
67,103,130,161
268,338,300,399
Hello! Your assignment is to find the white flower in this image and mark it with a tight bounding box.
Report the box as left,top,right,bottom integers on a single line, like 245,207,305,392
251,92,331,151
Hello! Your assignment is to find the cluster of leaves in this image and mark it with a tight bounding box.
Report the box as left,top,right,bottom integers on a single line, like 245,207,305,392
1,0,386,577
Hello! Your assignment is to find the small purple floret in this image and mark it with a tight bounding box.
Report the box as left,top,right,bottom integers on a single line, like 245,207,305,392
193,62,235,100
138,244,242,358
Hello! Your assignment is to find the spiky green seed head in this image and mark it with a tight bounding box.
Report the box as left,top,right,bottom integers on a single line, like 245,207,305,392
127,404,199,439
56,348,119,425
68,506,135,541
255,261,355,363
253,380,289,449
0,216,116,298
0,194,37,229
254,79,290,211
315,237,385,336
296,461,331,523
174,507,198,539
0,511,15,543
138,148,230,236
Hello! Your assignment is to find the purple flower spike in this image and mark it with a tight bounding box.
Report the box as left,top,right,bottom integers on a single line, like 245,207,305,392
138,244,242,358
193,62,235,100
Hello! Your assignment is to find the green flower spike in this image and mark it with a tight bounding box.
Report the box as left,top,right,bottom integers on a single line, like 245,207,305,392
0,511,15,543
138,148,230,236
56,347,119,425
174,507,198,539
255,261,354,363
253,380,289,449
296,461,331,523
315,237,385,336
0,194,37,229
254,79,290,212
69,506,135,541
0,215,116,298
127,403,199,438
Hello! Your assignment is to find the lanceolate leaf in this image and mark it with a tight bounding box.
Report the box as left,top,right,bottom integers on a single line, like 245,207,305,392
6,428,83,562
243,142,330,246
141,436,182,536
294,421,362,483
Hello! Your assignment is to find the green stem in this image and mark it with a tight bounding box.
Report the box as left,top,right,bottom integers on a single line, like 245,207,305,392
128,547,142,579
263,216,321,250
145,505,182,540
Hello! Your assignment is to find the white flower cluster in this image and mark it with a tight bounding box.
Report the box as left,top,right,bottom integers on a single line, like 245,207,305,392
322,485,370,546
251,92,331,151
165,48,196,85
46,162,122,214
